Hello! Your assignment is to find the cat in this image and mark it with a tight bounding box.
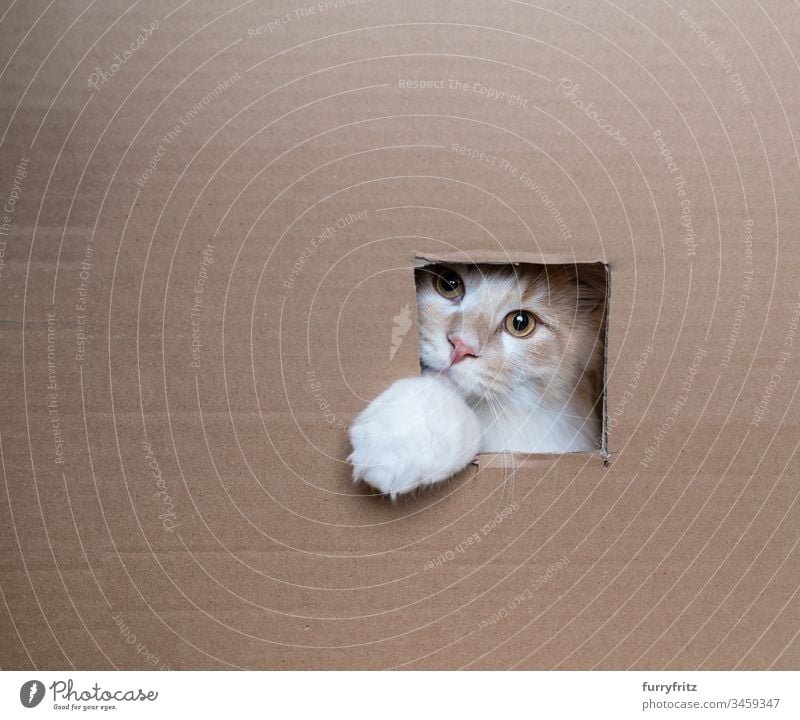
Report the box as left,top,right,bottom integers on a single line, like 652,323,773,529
348,262,606,498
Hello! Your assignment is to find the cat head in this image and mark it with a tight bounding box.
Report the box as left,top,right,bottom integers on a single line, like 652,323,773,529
414,262,606,405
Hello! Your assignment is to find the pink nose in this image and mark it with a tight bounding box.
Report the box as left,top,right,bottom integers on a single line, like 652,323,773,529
449,335,477,364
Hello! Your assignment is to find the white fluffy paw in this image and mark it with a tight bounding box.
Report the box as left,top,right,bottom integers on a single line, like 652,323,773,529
348,375,481,498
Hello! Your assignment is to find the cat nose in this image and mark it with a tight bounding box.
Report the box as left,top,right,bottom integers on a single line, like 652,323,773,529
448,334,478,364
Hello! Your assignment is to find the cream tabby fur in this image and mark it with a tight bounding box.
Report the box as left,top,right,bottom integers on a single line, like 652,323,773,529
348,263,606,498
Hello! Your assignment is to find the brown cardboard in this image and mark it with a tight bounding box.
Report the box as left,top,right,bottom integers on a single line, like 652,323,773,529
1,0,799,670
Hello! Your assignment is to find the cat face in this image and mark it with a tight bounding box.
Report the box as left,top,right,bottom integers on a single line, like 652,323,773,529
415,263,606,405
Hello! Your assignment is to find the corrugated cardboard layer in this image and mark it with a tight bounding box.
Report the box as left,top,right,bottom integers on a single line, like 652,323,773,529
1,0,799,669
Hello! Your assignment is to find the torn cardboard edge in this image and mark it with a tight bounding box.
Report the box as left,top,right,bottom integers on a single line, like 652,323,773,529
411,252,610,463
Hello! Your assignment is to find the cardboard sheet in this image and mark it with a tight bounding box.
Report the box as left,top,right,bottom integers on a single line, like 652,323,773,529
1,0,798,669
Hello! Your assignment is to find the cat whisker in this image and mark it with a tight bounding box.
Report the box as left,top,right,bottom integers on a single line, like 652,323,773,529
482,391,517,510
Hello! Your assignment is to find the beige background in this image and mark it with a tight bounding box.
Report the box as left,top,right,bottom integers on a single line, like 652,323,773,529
0,0,798,669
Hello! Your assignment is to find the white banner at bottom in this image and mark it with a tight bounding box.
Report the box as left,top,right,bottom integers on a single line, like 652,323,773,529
1,670,797,719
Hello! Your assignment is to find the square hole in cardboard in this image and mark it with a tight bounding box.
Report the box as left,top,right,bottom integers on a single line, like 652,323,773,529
413,258,609,458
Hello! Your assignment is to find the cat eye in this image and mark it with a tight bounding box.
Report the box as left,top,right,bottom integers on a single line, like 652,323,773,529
434,269,464,300
503,310,536,338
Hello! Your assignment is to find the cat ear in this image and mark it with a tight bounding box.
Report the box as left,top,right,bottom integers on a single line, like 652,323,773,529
574,264,607,314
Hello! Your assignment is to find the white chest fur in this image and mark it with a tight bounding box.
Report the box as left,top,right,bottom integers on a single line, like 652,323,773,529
473,387,600,454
